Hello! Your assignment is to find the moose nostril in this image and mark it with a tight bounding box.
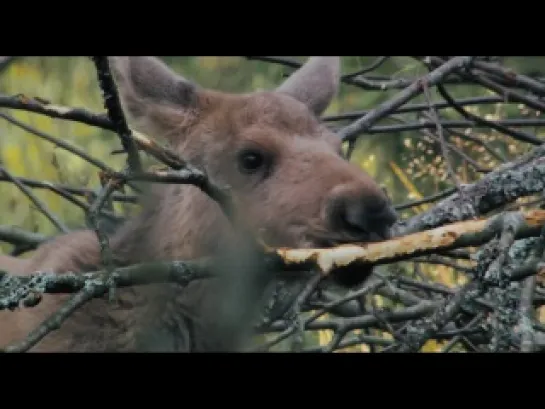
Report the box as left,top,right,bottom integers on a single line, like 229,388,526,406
376,204,398,226
335,196,398,240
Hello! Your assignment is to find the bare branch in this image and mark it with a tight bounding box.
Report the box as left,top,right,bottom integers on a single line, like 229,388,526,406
0,225,47,248
91,56,142,173
0,111,114,173
275,210,545,275
0,93,113,130
337,57,473,142
0,166,69,233
0,259,214,312
341,56,390,80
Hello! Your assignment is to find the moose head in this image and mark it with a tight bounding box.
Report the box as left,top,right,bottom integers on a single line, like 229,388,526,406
109,56,398,287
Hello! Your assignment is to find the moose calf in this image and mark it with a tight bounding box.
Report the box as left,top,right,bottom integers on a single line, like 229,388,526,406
0,56,398,352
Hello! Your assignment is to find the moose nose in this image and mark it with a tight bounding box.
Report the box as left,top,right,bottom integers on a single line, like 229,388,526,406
329,191,398,241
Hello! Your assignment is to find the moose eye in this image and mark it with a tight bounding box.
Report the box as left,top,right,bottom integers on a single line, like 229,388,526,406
238,149,266,174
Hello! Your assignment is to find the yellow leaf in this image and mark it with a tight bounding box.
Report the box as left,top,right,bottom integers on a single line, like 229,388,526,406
389,161,428,213
422,339,441,352
538,306,545,323
198,57,219,71
2,144,25,175
318,314,333,346
435,264,456,287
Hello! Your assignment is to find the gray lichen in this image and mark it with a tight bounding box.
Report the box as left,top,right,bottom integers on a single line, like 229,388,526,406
395,158,545,235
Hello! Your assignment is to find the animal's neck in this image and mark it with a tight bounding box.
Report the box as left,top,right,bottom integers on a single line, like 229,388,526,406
112,184,229,263
19,185,265,351
103,184,247,351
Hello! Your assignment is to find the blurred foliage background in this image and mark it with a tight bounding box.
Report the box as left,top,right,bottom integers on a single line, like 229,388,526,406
1,56,545,352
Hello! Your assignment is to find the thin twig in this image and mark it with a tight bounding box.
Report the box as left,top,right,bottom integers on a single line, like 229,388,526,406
435,82,542,145
0,166,69,233
0,174,138,204
421,81,476,218
0,111,113,173
3,284,100,352
337,57,473,142
342,56,390,80
0,225,48,248
0,94,113,130
394,188,457,211
322,96,514,122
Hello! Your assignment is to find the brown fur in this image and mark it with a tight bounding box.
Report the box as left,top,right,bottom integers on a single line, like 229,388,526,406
0,57,398,352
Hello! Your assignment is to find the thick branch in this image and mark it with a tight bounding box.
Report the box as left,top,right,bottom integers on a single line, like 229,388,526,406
394,147,545,235
0,259,214,311
274,210,545,275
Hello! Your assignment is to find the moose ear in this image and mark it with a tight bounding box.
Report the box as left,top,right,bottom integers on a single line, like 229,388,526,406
276,57,341,116
108,56,201,139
